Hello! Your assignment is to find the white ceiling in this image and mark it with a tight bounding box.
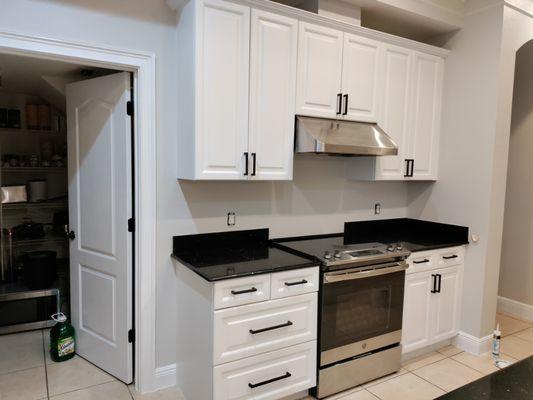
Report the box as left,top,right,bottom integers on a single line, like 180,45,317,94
0,52,114,111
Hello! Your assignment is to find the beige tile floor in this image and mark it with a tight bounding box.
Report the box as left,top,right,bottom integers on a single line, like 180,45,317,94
1,313,532,400
0,329,183,400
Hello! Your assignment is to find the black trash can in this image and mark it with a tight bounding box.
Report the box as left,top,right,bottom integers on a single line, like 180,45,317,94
23,251,57,290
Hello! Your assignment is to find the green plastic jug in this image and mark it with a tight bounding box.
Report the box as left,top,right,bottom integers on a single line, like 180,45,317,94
49,313,76,362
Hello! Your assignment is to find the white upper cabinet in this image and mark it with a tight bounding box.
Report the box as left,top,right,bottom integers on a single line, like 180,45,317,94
409,52,443,180
296,22,343,119
350,45,444,181
249,9,298,180
177,0,296,180
373,45,412,180
341,34,382,122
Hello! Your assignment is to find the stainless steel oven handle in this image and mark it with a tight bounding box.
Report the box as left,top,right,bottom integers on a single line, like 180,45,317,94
323,262,408,283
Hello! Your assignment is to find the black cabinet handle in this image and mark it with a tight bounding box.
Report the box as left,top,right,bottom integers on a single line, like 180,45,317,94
231,287,257,295
431,274,437,293
284,279,308,287
443,255,458,260
404,159,414,177
251,153,256,176
244,152,249,176
436,274,442,293
413,259,430,264
342,94,349,115
248,372,292,389
336,93,342,115
249,321,293,335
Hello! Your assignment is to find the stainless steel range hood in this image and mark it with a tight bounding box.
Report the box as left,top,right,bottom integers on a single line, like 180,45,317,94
295,116,398,156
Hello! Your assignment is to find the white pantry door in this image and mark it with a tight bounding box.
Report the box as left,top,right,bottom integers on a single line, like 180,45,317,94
66,72,133,383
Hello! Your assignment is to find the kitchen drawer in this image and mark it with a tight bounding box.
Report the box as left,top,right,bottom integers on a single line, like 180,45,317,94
437,247,464,268
213,340,317,400
407,250,436,274
213,293,317,365
214,275,271,310
270,267,319,299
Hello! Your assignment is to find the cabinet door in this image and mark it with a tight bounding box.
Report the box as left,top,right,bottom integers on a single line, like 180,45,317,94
432,267,462,342
296,22,343,119
197,0,250,179
249,10,297,180
402,272,432,353
341,33,381,122
374,45,412,180
409,52,443,180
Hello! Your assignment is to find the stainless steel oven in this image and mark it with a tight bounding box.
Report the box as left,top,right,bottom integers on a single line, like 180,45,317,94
317,260,407,398
275,238,410,399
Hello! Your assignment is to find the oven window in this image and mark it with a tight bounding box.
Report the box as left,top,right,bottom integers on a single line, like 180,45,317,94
321,271,404,352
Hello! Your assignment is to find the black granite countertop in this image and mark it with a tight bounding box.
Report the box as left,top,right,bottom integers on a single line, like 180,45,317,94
437,356,533,400
344,218,469,252
172,228,317,281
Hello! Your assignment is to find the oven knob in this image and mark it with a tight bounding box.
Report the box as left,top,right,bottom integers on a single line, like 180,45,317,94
387,245,395,252
396,243,403,251
334,250,342,259
324,251,332,260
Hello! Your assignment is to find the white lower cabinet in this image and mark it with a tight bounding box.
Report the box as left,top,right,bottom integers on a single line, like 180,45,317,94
213,341,317,400
175,264,319,400
402,247,464,354
213,293,317,364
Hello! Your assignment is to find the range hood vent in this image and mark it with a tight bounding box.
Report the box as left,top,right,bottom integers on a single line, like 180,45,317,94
295,116,398,156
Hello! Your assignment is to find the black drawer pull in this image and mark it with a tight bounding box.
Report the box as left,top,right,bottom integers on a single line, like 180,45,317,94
443,255,458,260
231,287,257,295
431,274,437,293
248,372,292,389
413,259,430,264
284,279,308,287
249,321,293,335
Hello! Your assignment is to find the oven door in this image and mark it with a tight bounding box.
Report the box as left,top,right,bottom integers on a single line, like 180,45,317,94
320,262,406,366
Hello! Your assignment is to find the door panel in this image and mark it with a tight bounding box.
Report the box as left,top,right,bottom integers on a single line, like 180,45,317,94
402,273,432,353
410,53,442,180
341,33,381,122
432,268,461,342
249,9,297,180
296,22,343,118
375,46,412,180
198,0,250,179
67,72,132,383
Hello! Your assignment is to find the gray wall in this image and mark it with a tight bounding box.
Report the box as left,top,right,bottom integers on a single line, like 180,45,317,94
498,41,533,306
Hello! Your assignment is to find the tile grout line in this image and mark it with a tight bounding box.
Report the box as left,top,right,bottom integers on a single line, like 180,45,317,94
47,380,124,399
126,383,135,399
41,329,51,400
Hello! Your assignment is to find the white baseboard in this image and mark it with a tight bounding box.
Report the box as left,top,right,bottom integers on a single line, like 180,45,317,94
453,331,492,355
154,363,176,391
498,296,533,322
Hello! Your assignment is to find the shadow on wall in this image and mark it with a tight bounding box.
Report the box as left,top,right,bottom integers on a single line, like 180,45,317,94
177,155,409,221
31,0,176,25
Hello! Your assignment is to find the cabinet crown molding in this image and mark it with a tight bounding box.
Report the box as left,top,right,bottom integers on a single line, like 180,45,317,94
170,0,450,57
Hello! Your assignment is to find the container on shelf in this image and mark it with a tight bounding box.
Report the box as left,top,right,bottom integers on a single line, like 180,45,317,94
22,250,57,290
26,104,39,130
1,186,28,204
27,180,48,202
7,109,21,128
0,108,7,128
38,104,51,130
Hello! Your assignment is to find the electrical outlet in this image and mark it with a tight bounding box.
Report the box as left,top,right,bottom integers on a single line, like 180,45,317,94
227,212,236,226
374,203,381,215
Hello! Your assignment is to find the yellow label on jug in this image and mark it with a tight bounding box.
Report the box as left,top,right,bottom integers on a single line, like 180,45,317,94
58,337,75,357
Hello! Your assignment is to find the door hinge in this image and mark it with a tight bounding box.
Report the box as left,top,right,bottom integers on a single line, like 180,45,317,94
128,329,135,343
128,218,135,232
126,101,134,116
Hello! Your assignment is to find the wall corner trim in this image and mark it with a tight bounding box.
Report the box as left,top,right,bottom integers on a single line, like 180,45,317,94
498,296,533,322
453,331,493,355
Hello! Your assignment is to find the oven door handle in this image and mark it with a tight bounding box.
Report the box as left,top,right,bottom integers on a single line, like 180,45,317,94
323,262,408,283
